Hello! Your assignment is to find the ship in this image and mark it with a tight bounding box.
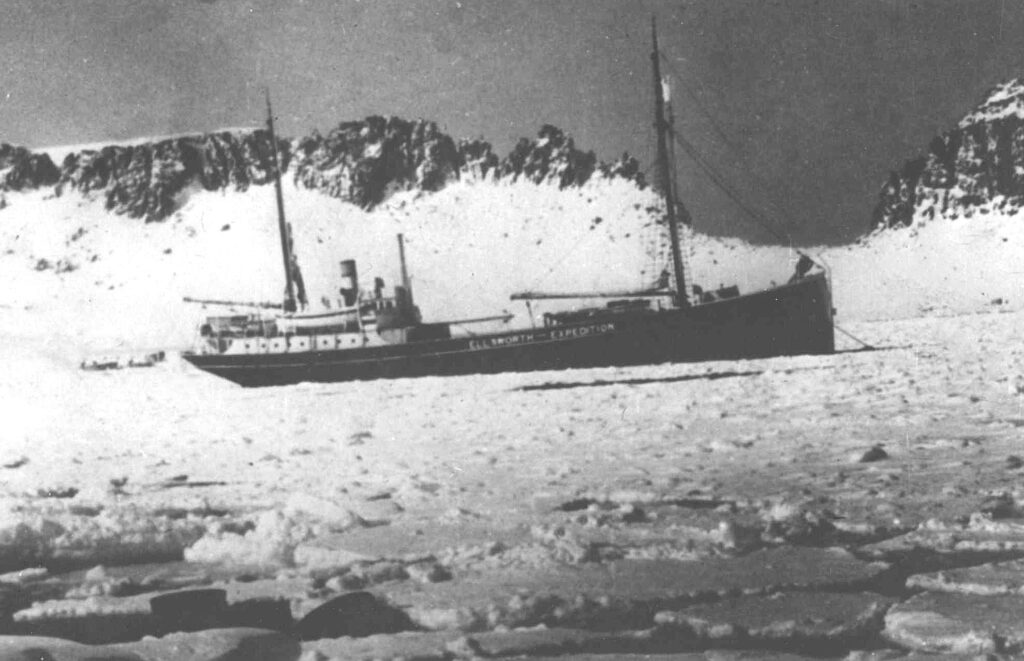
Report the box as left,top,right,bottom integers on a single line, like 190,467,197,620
181,21,835,387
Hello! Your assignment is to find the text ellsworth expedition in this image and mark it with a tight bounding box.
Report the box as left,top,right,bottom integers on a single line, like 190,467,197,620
467,322,616,351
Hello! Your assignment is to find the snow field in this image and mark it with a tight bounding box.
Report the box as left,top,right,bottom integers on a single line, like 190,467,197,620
1,176,1023,571
0,177,1020,359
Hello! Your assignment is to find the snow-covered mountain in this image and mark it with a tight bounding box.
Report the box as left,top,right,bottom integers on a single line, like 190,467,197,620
0,119,642,222
874,79,1024,228
1,108,1022,359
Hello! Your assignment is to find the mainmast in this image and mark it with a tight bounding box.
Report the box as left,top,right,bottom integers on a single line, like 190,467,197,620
651,18,691,308
265,91,297,313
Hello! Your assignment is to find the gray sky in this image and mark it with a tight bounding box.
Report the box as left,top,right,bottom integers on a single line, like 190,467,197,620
2,0,1023,244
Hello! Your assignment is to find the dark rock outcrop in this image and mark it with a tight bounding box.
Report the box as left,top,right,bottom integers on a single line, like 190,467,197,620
457,137,500,180
601,152,645,185
874,79,1024,229
2,118,645,223
0,143,59,191
291,116,462,208
502,124,597,188
54,130,285,222
496,125,643,188
290,119,642,208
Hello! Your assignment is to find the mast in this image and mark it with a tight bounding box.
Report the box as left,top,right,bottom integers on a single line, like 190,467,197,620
651,17,690,308
395,232,419,321
265,91,297,313
397,233,411,293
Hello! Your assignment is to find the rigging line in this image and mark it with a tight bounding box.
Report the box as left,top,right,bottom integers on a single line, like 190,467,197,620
834,323,875,350
671,128,790,243
671,130,793,245
658,50,729,106
658,54,744,154
640,119,661,180
664,92,801,227
452,324,479,338
676,117,805,229
657,56,810,229
525,105,661,295
525,229,595,292
653,50,827,274
665,122,697,283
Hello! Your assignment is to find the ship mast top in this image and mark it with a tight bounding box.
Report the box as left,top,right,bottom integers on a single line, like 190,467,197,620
651,17,691,308
265,91,297,314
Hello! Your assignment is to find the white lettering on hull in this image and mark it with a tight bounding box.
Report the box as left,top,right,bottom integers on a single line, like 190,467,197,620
467,322,615,351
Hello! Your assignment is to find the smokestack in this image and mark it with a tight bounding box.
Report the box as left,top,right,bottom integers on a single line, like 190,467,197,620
339,260,359,307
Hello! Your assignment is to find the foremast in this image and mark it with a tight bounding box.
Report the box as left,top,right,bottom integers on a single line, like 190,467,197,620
265,92,297,313
651,18,691,309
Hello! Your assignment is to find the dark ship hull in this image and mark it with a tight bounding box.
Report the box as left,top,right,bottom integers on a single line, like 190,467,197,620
182,26,837,388
182,273,833,387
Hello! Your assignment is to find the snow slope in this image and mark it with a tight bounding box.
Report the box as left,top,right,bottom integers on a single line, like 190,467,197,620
0,176,1019,357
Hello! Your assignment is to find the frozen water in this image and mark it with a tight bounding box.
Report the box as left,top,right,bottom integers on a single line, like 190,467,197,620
0,176,1021,570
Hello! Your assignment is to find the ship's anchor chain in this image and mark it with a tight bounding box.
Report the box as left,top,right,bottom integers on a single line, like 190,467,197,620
833,324,875,351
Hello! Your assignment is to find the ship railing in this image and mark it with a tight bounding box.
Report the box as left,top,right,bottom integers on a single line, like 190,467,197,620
542,299,654,327
361,295,400,313
200,315,278,340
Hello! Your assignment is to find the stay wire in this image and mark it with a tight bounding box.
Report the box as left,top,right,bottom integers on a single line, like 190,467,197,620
528,120,661,294
672,135,864,347
669,129,838,276
658,49,858,347
658,53,813,252
671,129,792,245
525,230,594,292
834,323,875,351
658,54,743,154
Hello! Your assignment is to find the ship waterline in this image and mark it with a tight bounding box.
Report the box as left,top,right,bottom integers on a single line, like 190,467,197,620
183,273,833,387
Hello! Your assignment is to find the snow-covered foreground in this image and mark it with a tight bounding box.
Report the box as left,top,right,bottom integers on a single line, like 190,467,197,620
4,176,1024,656
2,187,1024,656
1,306,1022,572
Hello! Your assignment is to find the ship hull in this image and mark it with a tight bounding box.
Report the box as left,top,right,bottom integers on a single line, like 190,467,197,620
182,274,835,387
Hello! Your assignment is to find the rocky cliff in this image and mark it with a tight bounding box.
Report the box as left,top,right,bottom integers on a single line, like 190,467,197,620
53,131,285,221
0,119,643,222
0,144,60,192
874,79,1024,229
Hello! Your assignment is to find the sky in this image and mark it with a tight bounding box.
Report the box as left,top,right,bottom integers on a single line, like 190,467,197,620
2,0,1024,244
